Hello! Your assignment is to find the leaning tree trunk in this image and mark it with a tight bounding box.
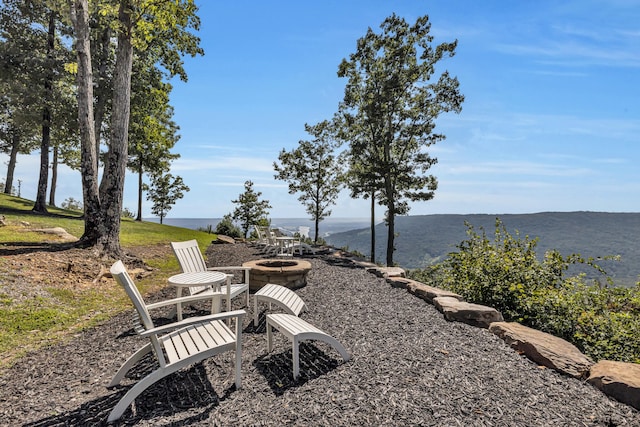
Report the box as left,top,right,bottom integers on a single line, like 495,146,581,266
4,131,20,195
71,0,102,246
33,10,56,214
96,0,134,257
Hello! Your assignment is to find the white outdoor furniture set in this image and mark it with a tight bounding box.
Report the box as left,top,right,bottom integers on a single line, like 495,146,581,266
106,243,349,422
253,225,315,256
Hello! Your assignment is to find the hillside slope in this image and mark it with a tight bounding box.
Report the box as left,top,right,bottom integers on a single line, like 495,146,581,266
325,211,640,286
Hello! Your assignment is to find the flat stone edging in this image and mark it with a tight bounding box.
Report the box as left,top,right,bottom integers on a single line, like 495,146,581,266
339,255,640,412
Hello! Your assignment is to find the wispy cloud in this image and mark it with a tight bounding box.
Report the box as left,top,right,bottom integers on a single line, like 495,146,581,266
445,161,593,177
172,156,274,173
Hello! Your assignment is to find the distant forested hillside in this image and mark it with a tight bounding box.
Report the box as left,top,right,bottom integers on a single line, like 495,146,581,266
325,212,640,287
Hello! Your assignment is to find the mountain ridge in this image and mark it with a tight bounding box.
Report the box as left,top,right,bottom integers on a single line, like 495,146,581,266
324,211,640,287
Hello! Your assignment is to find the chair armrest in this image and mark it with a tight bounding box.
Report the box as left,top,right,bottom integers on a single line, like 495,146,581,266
206,266,251,272
145,292,225,311
207,267,251,285
140,309,247,337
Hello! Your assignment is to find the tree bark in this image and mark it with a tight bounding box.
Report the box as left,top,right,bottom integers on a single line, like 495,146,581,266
49,145,58,206
33,10,56,214
71,0,101,245
4,131,19,194
314,206,320,245
385,202,395,266
136,158,143,221
370,191,376,263
96,0,134,256
93,25,111,163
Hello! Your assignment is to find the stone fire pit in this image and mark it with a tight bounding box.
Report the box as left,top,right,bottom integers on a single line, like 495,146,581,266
242,259,312,291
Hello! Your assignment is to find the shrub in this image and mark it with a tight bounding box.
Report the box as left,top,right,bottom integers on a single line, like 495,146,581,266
409,218,640,363
122,207,135,219
215,214,242,239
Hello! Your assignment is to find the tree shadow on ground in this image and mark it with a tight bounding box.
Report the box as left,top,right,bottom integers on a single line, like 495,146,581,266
0,241,78,256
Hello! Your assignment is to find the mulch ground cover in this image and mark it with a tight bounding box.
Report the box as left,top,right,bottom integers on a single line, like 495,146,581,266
1,243,638,426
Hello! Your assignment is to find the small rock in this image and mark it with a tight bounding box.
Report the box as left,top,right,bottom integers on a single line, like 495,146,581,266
213,235,236,244
433,296,504,328
406,281,463,303
368,266,405,278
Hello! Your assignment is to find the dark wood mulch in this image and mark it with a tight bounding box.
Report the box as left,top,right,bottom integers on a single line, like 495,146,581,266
1,243,639,426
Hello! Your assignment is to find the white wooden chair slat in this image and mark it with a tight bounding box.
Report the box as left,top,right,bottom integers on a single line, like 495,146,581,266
185,325,207,353
253,283,307,326
107,260,245,422
172,330,191,360
203,318,232,344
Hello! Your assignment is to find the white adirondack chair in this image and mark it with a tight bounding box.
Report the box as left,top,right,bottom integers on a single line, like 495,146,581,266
254,225,279,255
170,240,250,313
107,260,245,422
253,224,270,249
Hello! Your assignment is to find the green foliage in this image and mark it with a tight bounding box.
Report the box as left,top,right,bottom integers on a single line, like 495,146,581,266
197,224,214,234
410,219,640,362
336,13,464,266
231,180,271,238
214,214,242,239
145,173,189,224
61,197,83,211
122,207,135,218
274,120,344,244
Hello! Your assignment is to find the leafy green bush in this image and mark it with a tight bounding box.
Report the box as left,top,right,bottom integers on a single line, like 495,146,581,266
122,207,135,218
215,214,242,239
409,219,640,363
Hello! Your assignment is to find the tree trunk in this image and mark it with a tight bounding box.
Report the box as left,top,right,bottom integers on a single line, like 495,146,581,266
72,0,101,246
384,174,395,266
370,191,376,263
96,0,134,257
32,126,50,212
314,206,320,244
4,131,19,195
49,145,58,206
386,204,395,266
136,159,142,221
33,10,56,214
93,25,111,164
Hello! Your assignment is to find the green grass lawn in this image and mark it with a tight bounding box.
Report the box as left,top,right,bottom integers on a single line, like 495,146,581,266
0,193,217,369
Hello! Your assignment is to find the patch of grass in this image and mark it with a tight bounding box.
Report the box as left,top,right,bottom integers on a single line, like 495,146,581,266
0,192,217,368
0,193,214,247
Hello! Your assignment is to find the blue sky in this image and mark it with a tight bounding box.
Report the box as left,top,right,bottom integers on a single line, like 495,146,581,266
2,0,639,219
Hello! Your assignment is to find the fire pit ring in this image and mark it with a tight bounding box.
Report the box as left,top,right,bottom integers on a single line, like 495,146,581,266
242,259,312,291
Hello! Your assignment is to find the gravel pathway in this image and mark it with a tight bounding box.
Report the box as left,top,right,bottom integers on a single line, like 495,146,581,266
0,243,638,426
